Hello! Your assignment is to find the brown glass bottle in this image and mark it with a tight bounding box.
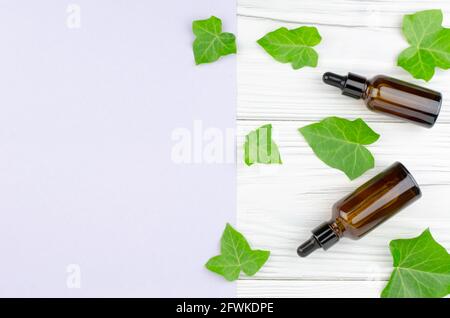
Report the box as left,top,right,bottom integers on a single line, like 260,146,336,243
297,162,421,257
323,72,442,128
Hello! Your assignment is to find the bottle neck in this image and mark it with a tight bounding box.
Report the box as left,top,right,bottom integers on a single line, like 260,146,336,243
330,218,345,238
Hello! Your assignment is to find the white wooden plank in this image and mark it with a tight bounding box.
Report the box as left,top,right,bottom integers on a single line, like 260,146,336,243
237,121,450,187
238,0,450,28
238,280,386,298
237,15,450,122
236,121,450,280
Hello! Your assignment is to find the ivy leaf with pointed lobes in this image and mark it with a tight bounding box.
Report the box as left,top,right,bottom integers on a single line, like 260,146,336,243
244,124,282,166
382,229,450,298
398,9,450,81
192,16,236,65
257,26,322,69
299,117,380,180
205,223,270,281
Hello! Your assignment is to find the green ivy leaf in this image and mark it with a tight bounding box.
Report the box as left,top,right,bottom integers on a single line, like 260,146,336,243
257,26,321,69
243,124,282,166
382,229,450,298
205,223,270,281
192,16,236,65
398,9,450,81
299,117,380,180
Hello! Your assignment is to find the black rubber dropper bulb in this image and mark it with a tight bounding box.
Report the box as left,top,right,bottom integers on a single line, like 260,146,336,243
297,237,321,257
322,72,346,89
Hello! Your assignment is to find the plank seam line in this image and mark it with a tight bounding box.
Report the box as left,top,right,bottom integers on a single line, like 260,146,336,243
238,278,389,282
237,13,399,30
236,118,450,125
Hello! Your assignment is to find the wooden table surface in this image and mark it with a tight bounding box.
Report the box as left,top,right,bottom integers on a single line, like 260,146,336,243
237,0,450,297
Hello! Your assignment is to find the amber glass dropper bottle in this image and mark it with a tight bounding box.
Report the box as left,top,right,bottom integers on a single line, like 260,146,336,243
322,72,442,128
297,162,422,257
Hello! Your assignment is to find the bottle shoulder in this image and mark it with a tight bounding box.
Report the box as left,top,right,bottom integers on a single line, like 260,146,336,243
367,75,390,87
363,75,389,101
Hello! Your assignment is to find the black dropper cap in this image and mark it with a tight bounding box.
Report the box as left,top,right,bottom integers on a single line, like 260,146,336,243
297,222,340,257
323,72,367,99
